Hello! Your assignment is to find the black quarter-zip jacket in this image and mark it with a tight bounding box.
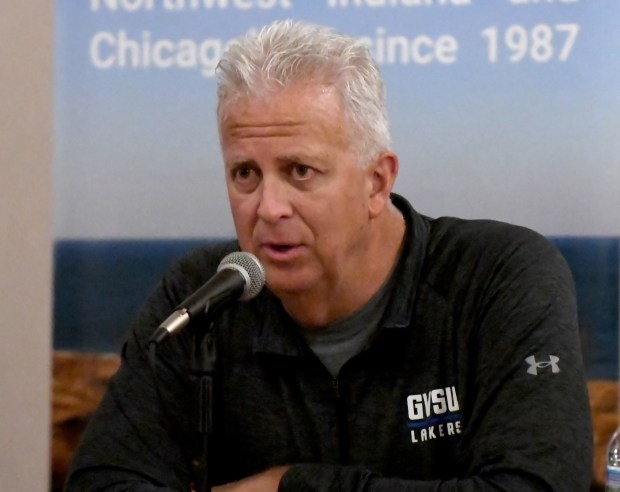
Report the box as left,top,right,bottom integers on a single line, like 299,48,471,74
67,194,593,491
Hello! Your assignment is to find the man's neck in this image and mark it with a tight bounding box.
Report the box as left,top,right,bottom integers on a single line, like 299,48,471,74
280,205,406,329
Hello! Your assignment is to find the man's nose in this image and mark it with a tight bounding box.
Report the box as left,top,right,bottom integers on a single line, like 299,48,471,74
256,177,293,223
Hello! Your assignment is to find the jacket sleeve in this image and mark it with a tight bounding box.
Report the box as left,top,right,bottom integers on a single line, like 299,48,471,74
279,231,593,491
65,265,201,492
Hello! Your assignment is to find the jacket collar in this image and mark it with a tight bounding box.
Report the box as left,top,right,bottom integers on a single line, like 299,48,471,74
253,193,430,356
381,193,429,329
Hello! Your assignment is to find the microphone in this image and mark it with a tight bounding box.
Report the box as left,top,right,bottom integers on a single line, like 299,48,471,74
149,251,265,346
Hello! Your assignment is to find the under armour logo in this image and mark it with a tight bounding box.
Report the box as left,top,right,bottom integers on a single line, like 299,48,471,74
524,355,560,376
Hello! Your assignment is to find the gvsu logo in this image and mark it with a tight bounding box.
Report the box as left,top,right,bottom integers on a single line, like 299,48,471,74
407,386,459,420
524,355,560,376
406,386,462,444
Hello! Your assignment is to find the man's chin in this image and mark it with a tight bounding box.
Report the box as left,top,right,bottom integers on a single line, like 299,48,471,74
265,275,314,299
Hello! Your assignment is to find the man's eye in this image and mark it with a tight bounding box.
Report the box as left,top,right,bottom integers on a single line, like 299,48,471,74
291,164,314,180
230,165,260,192
233,167,254,180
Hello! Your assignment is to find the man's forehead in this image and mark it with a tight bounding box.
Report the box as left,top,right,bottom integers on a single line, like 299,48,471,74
222,83,342,120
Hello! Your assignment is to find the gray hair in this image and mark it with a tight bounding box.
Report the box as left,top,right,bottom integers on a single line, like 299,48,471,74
216,20,391,165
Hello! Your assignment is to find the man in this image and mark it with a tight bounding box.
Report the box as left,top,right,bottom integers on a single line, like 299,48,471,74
67,20,593,491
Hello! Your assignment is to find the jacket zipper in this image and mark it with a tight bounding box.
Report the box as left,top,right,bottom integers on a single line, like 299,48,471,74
333,376,349,465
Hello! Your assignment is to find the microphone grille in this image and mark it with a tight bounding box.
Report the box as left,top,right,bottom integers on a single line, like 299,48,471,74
217,251,266,301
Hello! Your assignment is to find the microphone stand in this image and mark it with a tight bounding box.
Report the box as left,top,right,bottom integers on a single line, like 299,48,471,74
190,317,217,492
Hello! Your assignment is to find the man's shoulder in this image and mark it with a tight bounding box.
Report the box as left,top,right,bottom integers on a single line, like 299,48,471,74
422,215,565,285
428,215,552,256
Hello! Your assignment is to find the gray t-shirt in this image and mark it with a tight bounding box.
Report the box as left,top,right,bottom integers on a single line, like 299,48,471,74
300,271,396,377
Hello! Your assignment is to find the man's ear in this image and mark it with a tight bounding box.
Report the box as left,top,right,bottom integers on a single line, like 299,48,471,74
368,151,399,218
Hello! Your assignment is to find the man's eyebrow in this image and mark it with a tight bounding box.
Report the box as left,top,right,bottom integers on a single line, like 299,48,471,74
276,153,325,166
226,158,256,168
225,153,327,169
276,154,306,165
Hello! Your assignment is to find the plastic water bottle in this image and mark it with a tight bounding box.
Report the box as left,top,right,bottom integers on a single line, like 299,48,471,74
607,427,620,491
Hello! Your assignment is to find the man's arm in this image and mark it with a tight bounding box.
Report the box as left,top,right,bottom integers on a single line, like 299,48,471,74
65,245,228,492
212,467,288,492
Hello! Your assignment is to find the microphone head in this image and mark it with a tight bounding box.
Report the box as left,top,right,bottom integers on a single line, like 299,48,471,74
217,251,266,301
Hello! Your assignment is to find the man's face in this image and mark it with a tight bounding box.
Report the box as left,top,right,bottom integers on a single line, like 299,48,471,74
220,84,376,301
